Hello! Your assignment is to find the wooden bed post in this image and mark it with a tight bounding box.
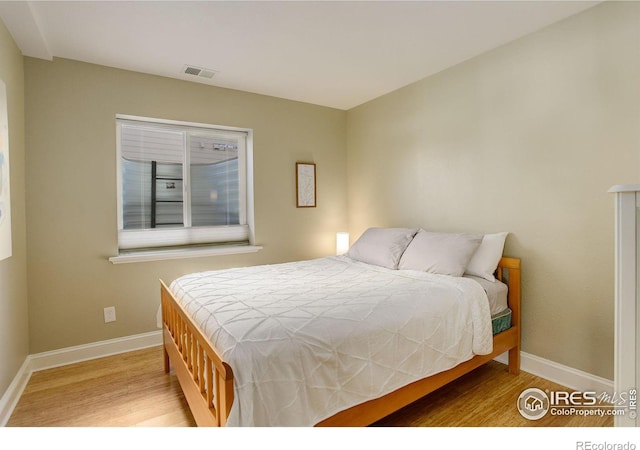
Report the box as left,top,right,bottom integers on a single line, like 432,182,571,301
497,257,521,375
161,286,171,374
218,365,234,427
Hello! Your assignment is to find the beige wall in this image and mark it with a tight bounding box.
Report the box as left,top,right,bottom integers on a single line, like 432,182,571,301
346,2,640,379
24,57,347,353
12,1,639,382
0,19,28,395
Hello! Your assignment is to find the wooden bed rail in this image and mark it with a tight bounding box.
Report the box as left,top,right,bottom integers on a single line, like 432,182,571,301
161,256,521,427
161,280,234,426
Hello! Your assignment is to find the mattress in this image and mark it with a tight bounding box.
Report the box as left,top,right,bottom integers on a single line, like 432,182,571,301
464,274,508,316
169,255,494,426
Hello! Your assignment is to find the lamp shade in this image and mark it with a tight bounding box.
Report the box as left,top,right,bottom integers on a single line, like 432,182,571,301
336,232,350,255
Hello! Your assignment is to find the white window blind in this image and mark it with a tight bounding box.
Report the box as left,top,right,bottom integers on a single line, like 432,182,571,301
116,116,251,251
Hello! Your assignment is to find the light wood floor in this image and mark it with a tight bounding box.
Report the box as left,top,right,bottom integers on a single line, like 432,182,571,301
8,346,196,427
7,345,612,427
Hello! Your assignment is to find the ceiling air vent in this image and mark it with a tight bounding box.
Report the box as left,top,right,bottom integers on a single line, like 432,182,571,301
182,65,217,79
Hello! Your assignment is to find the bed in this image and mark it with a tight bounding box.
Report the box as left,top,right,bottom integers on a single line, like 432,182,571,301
160,228,521,427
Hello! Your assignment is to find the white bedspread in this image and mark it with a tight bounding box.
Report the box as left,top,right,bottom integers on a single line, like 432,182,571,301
169,256,493,426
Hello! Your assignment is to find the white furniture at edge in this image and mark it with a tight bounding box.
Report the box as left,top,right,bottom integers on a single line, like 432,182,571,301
610,184,640,427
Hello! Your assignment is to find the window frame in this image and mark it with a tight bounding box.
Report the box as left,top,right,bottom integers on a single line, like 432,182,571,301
110,114,259,263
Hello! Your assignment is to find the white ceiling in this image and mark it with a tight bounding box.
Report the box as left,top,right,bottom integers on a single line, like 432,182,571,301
0,1,602,110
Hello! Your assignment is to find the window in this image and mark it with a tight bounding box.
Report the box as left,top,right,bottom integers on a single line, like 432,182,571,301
112,115,257,261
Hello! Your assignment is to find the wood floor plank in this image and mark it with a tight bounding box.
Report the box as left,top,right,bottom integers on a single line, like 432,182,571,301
7,346,612,427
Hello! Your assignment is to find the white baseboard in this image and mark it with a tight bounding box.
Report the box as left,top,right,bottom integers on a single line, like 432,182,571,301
0,357,32,428
0,330,162,426
494,351,613,394
27,330,162,372
2,333,613,427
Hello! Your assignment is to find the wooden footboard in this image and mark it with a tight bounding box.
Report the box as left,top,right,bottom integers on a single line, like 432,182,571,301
161,256,521,427
161,280,234,426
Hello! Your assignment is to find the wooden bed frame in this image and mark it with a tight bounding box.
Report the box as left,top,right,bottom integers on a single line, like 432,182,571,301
161,256,521,427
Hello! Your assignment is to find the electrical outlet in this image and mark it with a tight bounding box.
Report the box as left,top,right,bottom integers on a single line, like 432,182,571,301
104,306,116,323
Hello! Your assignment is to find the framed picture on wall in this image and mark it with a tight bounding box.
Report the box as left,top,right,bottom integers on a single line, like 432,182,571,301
0,80,11,262
296,162,316,208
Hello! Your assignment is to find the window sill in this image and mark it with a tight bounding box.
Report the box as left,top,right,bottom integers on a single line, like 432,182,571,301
108,244,263,264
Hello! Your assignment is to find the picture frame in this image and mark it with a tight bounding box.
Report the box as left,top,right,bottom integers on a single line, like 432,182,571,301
296,162,316,208
0,80,11,262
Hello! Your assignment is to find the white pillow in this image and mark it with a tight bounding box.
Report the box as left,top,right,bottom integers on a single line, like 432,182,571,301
347,227,418,269
464,232,509,282
398,230,483,277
